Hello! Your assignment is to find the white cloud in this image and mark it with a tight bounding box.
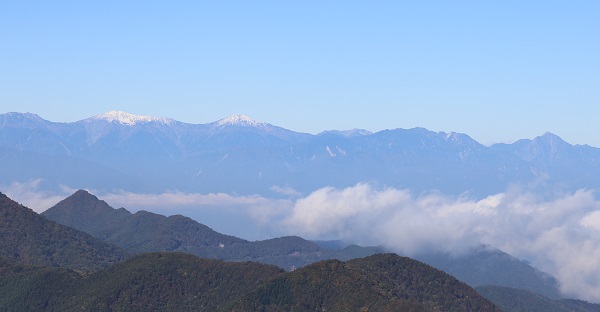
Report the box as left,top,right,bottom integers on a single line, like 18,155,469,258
98,190,276,208
0,179,75,213
282,184,600,302
270,185,302,197
96,190,293,240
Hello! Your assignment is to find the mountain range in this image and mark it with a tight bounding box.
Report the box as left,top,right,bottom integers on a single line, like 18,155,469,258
3,189,600,310
2,111,600,196
42,190,561,299
0,191,501,311
4,111,600,309
42,189,381,270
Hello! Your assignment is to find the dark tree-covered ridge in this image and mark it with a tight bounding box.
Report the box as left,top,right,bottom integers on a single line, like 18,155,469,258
0,192,127,272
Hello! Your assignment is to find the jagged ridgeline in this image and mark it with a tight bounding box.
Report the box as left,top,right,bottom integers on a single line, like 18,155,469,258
2,111,599,197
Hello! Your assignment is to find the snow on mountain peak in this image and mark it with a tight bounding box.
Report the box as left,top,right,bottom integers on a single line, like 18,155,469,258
214,114,265,127
90,111,173,126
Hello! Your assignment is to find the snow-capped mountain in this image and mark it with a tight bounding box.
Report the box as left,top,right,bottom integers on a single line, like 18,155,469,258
1,111,599,197
87,110,176,126
212,114,266,128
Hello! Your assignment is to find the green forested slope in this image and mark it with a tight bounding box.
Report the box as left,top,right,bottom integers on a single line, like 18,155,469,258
0,192,127,272
0,252,501,312
231,254,500,312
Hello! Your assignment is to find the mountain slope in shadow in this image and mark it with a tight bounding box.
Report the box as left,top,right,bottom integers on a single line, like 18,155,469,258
0,192,127,272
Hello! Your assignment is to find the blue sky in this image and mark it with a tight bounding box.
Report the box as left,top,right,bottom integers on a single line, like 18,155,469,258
1,1,599,146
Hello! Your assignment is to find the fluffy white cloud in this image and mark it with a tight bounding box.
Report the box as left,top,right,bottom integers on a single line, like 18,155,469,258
282,184,600,302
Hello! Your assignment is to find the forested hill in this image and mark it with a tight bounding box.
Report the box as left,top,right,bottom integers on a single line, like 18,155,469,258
232,253,501,311
0,192,127,272
0,252,500,311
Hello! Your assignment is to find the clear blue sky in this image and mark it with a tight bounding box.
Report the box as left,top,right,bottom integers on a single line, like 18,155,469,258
1,1,599,146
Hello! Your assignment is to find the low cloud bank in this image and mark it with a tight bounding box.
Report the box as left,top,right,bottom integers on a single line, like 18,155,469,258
1,179,75,213
99,190,292,239
4,180,600,302
283,183,600,302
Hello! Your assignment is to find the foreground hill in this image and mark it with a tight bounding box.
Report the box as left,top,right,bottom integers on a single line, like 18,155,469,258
476,285,600,312
0,252,500,311
0,252,282,311
0,192,127,272
43,190,383,269
230,253,500,311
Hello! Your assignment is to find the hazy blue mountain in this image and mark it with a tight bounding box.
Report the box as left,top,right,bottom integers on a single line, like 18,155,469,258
476,285,600,312
3,111,599,196
417,246,561,299
490,132,600,191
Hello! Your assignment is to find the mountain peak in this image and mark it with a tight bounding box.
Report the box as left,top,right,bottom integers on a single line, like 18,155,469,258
42,190,119,226
90,111,174,126
2,112,43,119
0,112,48,127
533,132,569,147
539,131,562,140
0,191,128,271
71,189,99,200
214,114,266,127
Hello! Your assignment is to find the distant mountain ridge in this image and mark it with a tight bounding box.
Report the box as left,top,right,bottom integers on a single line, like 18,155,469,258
2,111,599,196
476,285,600,312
